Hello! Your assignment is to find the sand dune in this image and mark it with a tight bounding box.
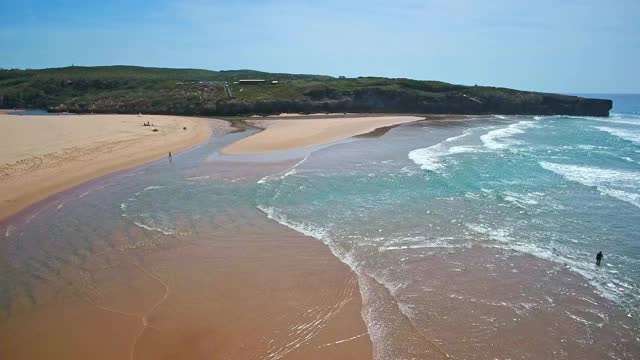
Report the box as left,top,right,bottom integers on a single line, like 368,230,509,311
222,116,424,154
0,114,225,220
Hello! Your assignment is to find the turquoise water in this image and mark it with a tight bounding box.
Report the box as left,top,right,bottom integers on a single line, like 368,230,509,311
258,104,640,310
2,96,639,358
253,96,640,356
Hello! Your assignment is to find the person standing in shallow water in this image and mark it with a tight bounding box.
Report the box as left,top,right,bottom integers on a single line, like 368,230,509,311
168,152,173,163
596,251,603,266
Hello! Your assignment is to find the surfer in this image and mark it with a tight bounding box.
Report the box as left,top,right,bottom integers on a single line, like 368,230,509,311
168,151,173,163
596,251,603,266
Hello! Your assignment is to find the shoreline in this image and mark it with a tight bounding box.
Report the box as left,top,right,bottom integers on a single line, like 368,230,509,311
0,114,228,222
0,112,472,222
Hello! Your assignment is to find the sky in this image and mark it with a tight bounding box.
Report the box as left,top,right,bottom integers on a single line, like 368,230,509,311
1,0,639,93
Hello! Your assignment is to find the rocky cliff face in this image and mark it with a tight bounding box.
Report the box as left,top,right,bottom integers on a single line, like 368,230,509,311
207,89,612,117
39,88,613,117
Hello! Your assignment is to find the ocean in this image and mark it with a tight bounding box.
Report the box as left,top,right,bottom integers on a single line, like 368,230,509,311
254,95,640,357
1,95,639,358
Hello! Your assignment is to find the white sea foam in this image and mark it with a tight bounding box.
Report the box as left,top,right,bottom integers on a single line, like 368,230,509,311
119,185,175,234
5,225,14,238
539,161,640,208
316,332,368,349
257,204,363,277
282,167,299,179
464,222,623,304
502,191,541,208
399,166,420,176
480,120,539,150
465,223,513,243
257,175,271,184
378,237,467,251
258,205,327,241
185,175,210,180
582,115,640,127
575,144,608,151
121,203,175,235
131,221,174,235
593,126,640,145
408,130,481,172
257,154,310,184
599,189,640,208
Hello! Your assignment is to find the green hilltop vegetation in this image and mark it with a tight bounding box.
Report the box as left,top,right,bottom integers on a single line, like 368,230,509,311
0,65,612,116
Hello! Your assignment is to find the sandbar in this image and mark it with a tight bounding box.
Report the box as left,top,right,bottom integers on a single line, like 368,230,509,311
222,116,424,154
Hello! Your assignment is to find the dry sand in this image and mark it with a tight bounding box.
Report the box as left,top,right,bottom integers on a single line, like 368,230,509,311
0,114,226,221
222,116,424,154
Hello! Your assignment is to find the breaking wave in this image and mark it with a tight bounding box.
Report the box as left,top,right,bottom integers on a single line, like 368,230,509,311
258,154,310,184
593,126,640,145
539,161,640,208
408,130,481,172
581,114,640,127
480,120,539,150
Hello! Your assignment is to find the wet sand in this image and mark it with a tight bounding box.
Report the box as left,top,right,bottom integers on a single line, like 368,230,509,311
0,208,371,359
221,116,424,154
0,114,224,221
0,135,372,360
362,245,639,359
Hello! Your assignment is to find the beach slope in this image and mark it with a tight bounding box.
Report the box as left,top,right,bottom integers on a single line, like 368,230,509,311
0,114,221,220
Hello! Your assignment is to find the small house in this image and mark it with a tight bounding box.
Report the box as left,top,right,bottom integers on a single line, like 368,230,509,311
239,79,267,85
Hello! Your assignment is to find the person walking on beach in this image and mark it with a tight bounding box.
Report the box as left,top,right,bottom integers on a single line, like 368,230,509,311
596,251,603,266
168,151,173,163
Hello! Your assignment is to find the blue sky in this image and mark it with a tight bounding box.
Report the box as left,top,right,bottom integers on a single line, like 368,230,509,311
1,0,638,93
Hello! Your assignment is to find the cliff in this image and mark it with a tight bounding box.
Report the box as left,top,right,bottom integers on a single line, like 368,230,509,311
0,66,612,117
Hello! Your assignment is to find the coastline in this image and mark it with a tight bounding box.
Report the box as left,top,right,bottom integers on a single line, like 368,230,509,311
0,114,226,221
2,112,639,358
0,113,462,222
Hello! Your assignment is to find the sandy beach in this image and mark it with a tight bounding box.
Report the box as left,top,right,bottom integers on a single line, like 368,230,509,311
0,115,374,359
0,114,224,221
222,116,424,154
0,207,371,359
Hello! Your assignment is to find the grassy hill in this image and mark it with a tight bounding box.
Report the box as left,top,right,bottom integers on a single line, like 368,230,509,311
0,66,612,116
